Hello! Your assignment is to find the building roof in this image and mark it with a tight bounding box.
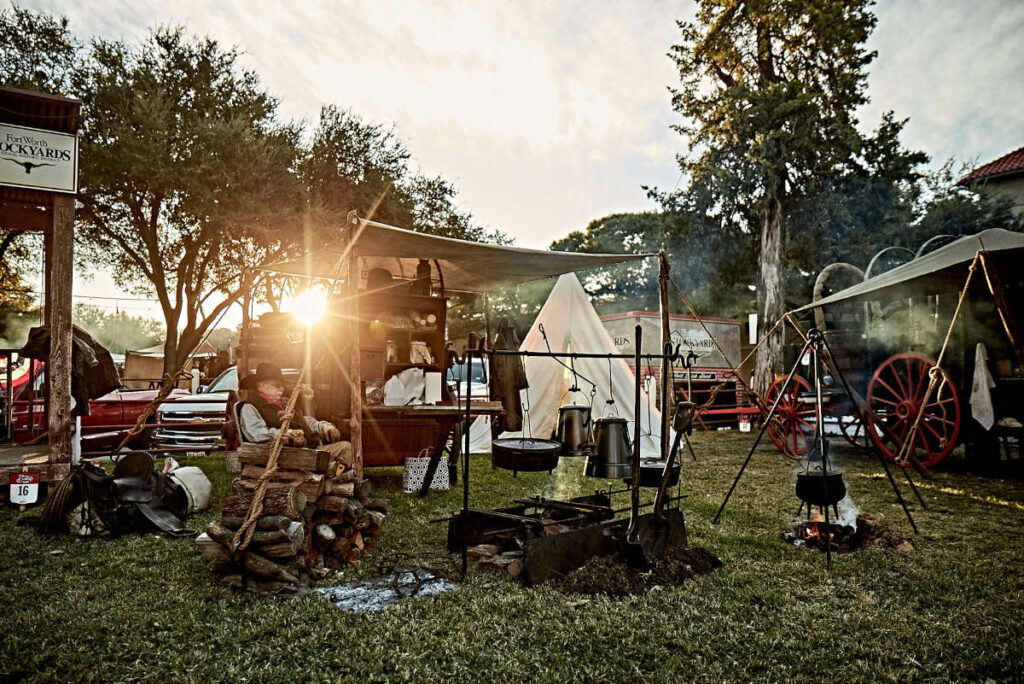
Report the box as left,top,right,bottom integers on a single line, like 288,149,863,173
960,146,1024,184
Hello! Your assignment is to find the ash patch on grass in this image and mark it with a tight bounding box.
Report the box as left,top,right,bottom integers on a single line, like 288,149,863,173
552,547,722,597
855,514,915,553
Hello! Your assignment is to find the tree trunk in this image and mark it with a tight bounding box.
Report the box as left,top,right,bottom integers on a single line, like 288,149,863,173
753,195,785,396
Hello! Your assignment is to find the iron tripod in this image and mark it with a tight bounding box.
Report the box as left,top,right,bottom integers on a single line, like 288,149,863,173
712,328,920,569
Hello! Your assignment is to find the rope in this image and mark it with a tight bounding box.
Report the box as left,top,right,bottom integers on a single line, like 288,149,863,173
231,366,311,551
893,251,980,464
666,274,800,459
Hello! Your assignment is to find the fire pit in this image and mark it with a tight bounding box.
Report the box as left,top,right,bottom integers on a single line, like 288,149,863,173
784,513,915,554
448,492,688,584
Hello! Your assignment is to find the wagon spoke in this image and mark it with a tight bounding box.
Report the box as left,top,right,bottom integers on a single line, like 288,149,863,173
919,419,948,443
891,361,909,397
874,377,904,401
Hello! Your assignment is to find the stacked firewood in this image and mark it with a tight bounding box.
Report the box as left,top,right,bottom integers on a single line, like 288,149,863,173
196,443,391,596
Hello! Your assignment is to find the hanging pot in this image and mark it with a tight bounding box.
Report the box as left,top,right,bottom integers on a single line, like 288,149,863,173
556,404,593,456
584,416,633,479
492,437,561,475
796,470,846,507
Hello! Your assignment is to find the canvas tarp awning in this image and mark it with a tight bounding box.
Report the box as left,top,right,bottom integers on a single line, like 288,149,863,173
794,228,1024,312
261,217,650,292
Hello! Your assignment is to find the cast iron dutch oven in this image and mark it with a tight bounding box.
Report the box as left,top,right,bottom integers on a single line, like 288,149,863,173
492,437,561,475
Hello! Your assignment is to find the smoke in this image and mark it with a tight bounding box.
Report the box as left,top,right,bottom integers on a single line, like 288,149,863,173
0,309,41,349
835,494,860,530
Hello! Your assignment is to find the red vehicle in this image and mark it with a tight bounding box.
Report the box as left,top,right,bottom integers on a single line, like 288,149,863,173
3,360,188,451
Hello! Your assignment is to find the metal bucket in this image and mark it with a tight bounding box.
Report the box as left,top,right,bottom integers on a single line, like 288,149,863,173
556,404,593,456
584,416,633,479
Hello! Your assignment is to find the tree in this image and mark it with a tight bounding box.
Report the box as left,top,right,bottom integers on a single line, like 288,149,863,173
73,27,305,377
0,4,79,92
669,0,878,392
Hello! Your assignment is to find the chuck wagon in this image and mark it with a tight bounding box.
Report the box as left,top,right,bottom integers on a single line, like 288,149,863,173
763,228,1024,467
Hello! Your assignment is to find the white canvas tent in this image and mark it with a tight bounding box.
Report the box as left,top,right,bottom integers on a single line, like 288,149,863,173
469,274,668,457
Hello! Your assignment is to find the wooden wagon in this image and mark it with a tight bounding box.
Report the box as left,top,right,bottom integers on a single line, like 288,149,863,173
764,228,1024,468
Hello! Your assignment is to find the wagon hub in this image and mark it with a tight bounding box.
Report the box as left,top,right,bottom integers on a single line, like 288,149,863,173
895,400,917,419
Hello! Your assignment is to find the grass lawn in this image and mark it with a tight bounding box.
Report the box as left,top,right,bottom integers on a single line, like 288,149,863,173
2,431,1023,682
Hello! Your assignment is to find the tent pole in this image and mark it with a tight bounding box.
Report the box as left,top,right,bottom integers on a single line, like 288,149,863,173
483,293,492,347
659,252,672,459
347,231,364,481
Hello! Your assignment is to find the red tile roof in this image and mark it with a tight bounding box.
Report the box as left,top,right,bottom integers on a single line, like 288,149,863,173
961,146,1024,183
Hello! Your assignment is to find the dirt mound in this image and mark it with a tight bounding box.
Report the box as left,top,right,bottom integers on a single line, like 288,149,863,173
552,547,722,597
855,514,915,553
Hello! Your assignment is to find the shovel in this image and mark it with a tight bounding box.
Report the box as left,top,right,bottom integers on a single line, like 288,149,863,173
621,324,648,569
652,401,695,517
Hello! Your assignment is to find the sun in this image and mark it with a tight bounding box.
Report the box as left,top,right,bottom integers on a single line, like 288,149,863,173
292,287,328,326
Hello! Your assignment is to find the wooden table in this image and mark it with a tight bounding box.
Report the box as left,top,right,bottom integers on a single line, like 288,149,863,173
362,402,505,495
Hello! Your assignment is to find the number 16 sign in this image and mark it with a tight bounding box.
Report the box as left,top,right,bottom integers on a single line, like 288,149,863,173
10,472,40,505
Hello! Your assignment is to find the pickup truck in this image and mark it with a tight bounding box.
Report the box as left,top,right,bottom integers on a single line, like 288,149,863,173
3,360,189,451
152,366,237,451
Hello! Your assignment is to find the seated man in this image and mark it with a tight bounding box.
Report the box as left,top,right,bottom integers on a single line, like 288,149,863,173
238,363,353,471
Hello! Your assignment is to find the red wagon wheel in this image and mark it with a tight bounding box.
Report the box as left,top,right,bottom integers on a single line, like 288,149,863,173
866,352,960,468
838,412,874,449
765,375,816,456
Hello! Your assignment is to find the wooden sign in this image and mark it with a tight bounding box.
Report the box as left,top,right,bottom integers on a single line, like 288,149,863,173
9,471,40,505
0,122,79,194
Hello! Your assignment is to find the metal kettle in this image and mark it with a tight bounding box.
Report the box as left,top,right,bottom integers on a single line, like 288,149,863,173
584,410,633,479
556,404,593,456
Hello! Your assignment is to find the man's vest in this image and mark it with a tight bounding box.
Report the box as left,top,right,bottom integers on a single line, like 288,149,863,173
244,393,317,444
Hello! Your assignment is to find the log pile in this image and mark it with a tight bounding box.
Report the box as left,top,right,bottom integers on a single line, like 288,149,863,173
197,443,390,595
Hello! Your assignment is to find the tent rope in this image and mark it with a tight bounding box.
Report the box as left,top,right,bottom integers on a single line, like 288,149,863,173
666,275,800,458
893,251,980,464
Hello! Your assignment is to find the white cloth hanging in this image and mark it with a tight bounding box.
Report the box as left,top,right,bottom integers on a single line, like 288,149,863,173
970,342,996,430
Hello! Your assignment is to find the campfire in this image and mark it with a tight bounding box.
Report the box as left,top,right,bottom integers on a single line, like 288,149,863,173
784,510,915,555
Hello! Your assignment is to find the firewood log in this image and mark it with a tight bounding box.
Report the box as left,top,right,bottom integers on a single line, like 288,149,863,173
195,532,222,561
240,465,326,499
237,442,332,472
221,485,306,519
349,532,364,550
256,541,301,559
365,498,392,514
343,500,365,523
353,515,371,531
356,479,373,502
315,495,348,512
219,515,291,531
365,511,386,529
329,537,351,556
314,523,336,548
206,522,235,548
330,470,359,486
312,512,344,526
243,551,299,584
326,481,356,499
343,547,362,564
232,475,324,501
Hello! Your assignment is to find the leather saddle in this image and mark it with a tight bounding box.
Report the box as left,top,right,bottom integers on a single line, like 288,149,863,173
111,452,193,537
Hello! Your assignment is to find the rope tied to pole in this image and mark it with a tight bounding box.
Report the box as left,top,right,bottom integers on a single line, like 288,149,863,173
667,274,801,458
893,252,979,464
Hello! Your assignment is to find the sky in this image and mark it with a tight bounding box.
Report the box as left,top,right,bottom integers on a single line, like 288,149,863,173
13,0,1024,324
